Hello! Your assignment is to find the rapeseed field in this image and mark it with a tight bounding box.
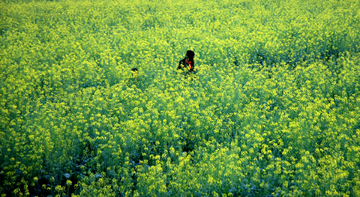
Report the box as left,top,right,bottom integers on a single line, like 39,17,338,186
1,0,360,196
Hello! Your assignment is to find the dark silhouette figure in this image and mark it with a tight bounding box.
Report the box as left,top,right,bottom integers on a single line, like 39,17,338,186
178,50,195,74
131,68,138,72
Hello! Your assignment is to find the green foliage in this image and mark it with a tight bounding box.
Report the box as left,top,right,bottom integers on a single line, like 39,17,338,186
1,0,360,196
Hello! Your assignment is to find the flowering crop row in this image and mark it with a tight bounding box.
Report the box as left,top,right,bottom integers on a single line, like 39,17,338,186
1,0,360,196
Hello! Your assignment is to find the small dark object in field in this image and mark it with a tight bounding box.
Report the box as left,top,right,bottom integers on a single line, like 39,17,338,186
131,68,138,72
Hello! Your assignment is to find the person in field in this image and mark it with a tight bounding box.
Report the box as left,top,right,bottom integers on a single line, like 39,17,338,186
177,50,196,74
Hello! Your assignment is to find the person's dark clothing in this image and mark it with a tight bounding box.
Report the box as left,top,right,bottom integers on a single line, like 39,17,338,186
178,58,194,72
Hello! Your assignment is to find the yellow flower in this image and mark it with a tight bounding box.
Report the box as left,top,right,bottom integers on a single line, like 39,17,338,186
66,180,72,186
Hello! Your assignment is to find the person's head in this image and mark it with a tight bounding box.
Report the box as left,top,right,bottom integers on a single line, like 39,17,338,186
131,68,138,72
186,50,195,61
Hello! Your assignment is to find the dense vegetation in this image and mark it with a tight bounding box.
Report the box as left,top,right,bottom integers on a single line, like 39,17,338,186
1,0,360,196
